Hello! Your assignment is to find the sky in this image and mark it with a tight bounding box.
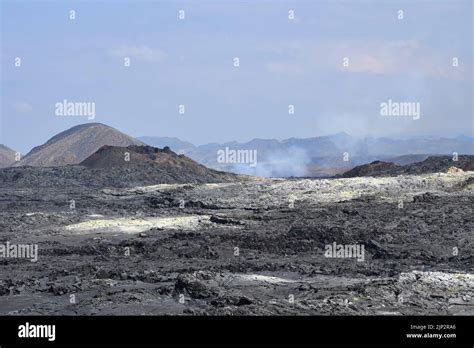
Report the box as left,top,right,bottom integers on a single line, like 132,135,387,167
1,0,473,154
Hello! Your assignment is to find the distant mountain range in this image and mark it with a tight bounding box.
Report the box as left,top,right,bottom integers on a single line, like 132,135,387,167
137,136,195,155
1,123,472,178
138,133,474,177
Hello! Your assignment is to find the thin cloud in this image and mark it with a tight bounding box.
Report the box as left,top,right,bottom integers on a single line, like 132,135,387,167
12,101,33,114
327,39,467,80
261,39,468,80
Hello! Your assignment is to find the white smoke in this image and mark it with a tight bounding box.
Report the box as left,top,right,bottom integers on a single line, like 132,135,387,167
227,146,311,177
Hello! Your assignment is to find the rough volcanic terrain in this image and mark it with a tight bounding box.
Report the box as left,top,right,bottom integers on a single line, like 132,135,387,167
0,145,242,188
0,159,472,315
341,160,401,178
341,155,474,178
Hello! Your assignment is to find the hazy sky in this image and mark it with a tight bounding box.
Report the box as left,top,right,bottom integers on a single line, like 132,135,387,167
1,0,473,154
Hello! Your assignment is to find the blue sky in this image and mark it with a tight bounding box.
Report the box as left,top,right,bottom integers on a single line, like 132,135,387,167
1,0,472,154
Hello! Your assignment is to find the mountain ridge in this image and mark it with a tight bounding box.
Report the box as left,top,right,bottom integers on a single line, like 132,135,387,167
0,144,17,168
16,123,144,167
341,155,474,178
139,133,474,177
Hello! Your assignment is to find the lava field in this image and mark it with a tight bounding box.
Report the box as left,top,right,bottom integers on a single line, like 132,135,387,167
0,171,472,315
